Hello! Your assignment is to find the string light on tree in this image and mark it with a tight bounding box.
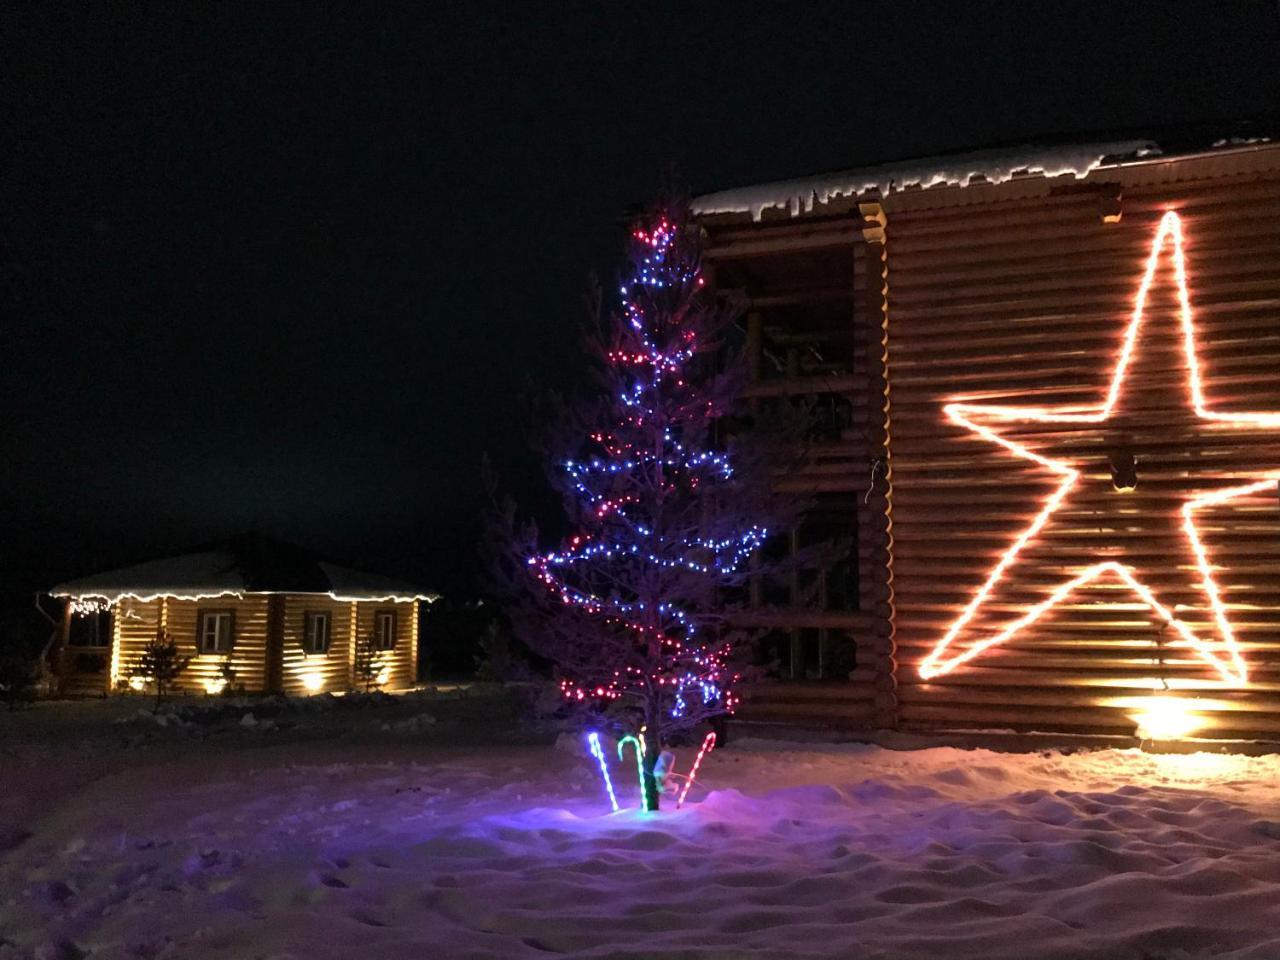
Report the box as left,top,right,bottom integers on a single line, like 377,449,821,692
495,192,819,811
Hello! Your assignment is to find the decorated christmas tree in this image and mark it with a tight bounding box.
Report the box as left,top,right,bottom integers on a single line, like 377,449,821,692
493,194,820,810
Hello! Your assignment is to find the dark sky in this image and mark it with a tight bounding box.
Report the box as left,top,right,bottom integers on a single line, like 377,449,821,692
5,1,1280,600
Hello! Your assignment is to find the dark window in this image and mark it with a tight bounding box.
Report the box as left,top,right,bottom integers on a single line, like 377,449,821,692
68,610,112,647
373,610,396,651
304,611,331,655
198,610,235,654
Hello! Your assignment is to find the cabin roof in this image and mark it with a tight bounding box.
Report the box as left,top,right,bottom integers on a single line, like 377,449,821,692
51,534,436,603
693,120,1280,222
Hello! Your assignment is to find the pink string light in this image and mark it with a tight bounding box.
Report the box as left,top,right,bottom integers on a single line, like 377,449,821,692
676,732,717,808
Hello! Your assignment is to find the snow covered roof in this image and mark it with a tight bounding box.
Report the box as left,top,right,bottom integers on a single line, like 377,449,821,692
693,140,1160,222
51,534,437,604
693,126,1279,222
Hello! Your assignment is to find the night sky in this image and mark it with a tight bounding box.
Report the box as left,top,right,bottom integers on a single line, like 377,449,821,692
5,2,1280,606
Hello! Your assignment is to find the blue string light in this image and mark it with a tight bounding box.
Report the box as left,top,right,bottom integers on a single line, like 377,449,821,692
530,216,746,714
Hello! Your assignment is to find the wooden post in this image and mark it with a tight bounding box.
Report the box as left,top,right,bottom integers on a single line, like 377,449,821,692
51,598,72,696
746,310,763,385
348,601,358,689
265,595,285,694
410,601,421,685
857,200,897,730
817,567,831,679
788,527,803,679
106,606,122,695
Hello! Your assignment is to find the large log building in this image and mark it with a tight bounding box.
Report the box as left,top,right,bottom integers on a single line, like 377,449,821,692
695,129,1280,742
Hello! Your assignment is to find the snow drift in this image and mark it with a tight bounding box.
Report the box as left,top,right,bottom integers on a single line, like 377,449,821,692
6,727,1280,959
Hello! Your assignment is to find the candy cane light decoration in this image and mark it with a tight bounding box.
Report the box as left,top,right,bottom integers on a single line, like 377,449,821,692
676,732,717,808
586,731,619,812
921,211,1280,686
617,734,653,811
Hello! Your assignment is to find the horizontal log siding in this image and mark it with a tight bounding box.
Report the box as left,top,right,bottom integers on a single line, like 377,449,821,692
280,595,355,696
886,170,1280,738
111,596,271,694
111,599,162,691
355,601,417,691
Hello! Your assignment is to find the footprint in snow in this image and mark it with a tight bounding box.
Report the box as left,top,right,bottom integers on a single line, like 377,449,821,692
1252,820,1280,840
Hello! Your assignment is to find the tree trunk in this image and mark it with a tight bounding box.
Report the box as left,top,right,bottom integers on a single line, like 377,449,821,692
641,729,661,812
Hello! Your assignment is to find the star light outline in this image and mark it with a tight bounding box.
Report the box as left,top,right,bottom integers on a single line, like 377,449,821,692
919,211,1280,686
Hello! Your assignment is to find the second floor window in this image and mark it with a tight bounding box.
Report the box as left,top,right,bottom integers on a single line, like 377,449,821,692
198,610,235,654
304,611,331,655
373,610,396,651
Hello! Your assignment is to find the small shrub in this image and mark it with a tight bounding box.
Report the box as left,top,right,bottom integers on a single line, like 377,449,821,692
352,630,385,693
133,628,191,706
217,659,243,697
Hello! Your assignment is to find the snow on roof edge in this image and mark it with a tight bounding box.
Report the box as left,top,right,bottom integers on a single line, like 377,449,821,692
692,139,1161,222
50,586,439,604
51,552,439,604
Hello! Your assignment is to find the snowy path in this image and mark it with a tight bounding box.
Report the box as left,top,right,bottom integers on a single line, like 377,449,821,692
5,712,1280,959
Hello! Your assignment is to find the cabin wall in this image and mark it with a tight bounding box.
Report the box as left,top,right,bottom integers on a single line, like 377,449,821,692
354,600,418,691
108,595,419,696
112,596,271,694
882,163,1280,738
280,596,356,696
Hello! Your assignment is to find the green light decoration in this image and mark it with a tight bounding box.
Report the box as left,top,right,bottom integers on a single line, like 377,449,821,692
617,734,652,812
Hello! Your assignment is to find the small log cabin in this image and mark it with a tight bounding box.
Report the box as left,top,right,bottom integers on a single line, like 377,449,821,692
694,127,1280,742
50,535,435,697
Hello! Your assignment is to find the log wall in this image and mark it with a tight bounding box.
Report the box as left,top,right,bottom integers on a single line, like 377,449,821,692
701,144,1280,740
104,594,419,696
354,600,418,691
280,596,356,696
885,165,1280,738
112,595,271,695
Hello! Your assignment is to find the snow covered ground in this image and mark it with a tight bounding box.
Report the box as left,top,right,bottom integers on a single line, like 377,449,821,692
5,697,1280,959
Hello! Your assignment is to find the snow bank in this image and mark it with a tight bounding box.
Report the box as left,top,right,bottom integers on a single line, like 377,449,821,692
4,739,1280,958
693,140,1160,221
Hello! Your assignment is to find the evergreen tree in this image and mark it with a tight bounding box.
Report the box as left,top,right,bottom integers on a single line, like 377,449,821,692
353,630,385,692
494,195,820,810
134,627,190,706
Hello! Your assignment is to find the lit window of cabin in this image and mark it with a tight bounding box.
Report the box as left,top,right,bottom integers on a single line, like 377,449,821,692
304,611,331,655
198,610,235,654
374,610,396,651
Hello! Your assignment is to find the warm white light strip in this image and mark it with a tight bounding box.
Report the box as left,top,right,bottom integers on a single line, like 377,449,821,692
55,589,437,608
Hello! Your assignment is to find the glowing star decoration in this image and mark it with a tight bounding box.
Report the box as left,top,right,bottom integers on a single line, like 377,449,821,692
586,732,620,812
920,211,1280,687
675,732,716,808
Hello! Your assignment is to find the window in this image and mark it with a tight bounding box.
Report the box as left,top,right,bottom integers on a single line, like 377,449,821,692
198,610,235,654
68,610,112,648
304,611,331,655
373,610,396,651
